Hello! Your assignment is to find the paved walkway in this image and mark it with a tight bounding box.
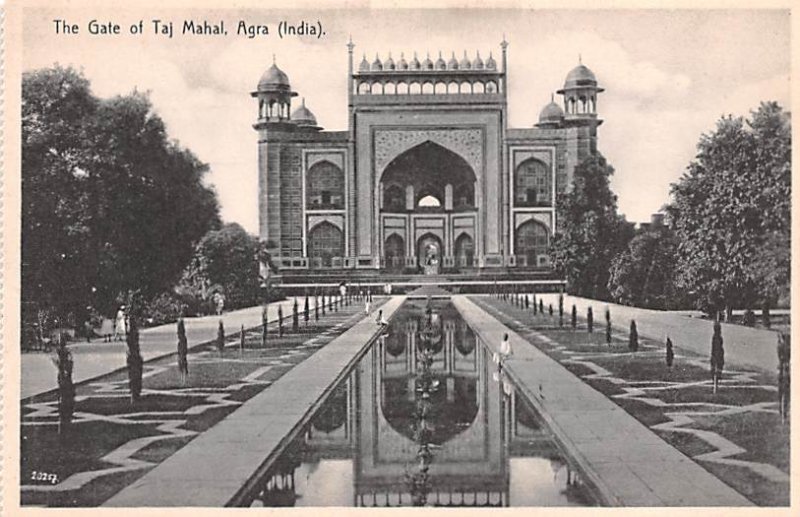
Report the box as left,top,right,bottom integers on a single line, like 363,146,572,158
21,297,337,399
104,296,406,507
452,295,753,507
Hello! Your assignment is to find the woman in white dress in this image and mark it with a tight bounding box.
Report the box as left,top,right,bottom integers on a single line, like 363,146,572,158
113,306,126,341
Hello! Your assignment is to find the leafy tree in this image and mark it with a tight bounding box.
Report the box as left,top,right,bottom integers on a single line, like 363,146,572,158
668,102,790,317
22,66,220,327
608,226,683,309
192,223,267,311
551,154,633,299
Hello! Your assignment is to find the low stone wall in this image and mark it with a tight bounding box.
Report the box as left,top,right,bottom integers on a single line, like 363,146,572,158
532,294,782,374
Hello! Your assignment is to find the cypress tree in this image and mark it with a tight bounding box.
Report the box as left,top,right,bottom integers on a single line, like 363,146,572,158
217,320,225,353
710,320,724,393
558,293,564,327
587,307,594,333
278,304,284,336
127,316,143,403
55,334,75,439
605,307,612,344
539,299,544,314
548,304,553,316
524,294,530,309
315,295,319,321
628,320,638,352
533,293,538,315
322,294,326,315
261,305,268,347
240,324,246,355
666,337,674,368
292,298,299,332
571,305,577,330
304,296,310,324
177,318,188,383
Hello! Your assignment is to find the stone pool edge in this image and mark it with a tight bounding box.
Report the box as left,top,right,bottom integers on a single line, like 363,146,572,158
103,296,406,507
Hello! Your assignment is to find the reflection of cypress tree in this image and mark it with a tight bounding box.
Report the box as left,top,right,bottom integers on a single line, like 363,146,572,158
127,316,143,404
177,318,188,384
54,334,75,439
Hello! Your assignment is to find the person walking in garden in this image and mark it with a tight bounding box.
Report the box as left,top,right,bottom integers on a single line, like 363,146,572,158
113,305,127,341
364,297,371,315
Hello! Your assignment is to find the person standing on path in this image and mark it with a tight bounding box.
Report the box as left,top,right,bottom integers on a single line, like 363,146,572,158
364,297,371,315
113,306,127,341
494,333,513,366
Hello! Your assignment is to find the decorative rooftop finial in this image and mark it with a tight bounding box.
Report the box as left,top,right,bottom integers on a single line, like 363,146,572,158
347,34,354,51
501,34,509,48
301,97,306,106
272,54,276,65
579,53,582,65
551,92,554,103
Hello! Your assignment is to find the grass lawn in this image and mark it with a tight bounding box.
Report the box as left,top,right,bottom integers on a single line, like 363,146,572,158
474,295,790,506
20,298,385,507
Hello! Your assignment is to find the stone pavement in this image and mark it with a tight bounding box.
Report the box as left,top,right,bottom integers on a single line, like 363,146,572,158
21,297,329,400
452,295,753,507
104,296,406,507
535,294,782,373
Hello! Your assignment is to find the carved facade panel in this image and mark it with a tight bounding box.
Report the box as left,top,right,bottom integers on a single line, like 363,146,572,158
374,128,483,177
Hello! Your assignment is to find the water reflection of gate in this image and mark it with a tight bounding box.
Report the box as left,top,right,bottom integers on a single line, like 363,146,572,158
249,302,592,507
355,310,508,507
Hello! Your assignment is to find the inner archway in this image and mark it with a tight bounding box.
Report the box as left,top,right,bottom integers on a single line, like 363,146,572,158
307,222,344,268
417,233,443,274
381,141,476,212
384,233,405,271
515,220,549,267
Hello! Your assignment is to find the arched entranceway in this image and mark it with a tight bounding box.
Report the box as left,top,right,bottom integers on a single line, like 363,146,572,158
307,222,344,268
515,220,549,267
417,233,443,274
384,233,404,271
454,233,474,268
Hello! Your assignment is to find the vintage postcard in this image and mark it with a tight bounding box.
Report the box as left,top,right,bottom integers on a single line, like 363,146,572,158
2,0,795,514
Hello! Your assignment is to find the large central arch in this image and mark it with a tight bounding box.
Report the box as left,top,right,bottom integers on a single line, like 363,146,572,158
380,141,476,211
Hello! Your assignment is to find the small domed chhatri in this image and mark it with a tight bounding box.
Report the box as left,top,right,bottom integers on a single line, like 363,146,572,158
538,94,564,124
291,98,318,127
485,52,497,70
258,60,291,91
398,53,409,70
435,52,447,70
372,54,383,71
459,51,472,70
448,52,459,70
563,63,598,88
359,54,370,72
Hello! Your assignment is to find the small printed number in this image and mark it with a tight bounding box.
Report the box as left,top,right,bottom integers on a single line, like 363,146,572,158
31,470,58,484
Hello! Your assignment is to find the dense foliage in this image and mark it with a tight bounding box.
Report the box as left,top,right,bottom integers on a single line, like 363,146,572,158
551,154,633,300
667,102,790,315
22,66,220,327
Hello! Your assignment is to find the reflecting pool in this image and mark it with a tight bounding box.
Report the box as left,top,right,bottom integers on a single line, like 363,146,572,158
244,299,597,507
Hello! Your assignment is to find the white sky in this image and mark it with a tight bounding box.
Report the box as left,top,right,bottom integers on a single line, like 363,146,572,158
23,7,790,231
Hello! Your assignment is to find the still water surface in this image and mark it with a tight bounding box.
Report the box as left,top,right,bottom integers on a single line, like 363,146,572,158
246,299,596,507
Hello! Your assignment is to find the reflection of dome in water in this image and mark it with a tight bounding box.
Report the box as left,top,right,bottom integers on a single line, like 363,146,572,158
454,325,476,355
312,386,347,433
384,332,406,357
381,376,478,445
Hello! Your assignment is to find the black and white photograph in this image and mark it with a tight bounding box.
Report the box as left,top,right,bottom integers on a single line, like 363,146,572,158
4,0,794,511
